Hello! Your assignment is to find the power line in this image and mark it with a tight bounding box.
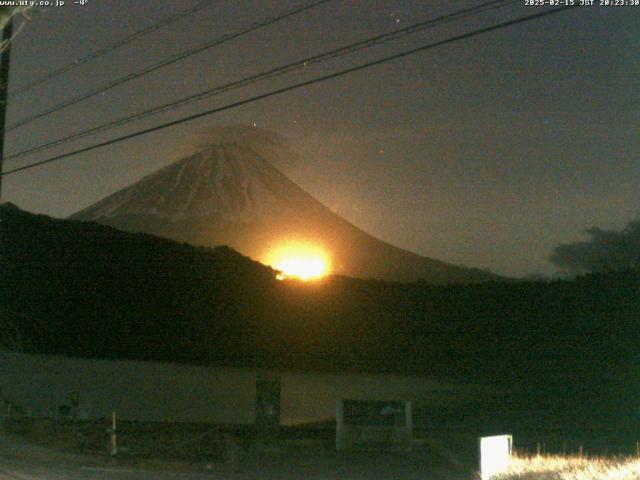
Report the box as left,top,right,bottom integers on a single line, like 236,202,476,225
6,0,518,162
0,5,578,178
9,0,217,98
6,0,333,131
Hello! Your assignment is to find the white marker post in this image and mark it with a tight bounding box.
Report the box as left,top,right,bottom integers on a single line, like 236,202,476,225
479,434,512,480
108,411,117,456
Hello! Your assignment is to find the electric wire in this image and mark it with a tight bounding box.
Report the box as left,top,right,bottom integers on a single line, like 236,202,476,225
0,5,578,178
10,0,217,98
5,0,519,162
6,0,333,131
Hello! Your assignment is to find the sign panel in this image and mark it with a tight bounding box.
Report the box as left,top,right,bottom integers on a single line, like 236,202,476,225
479,434,512,480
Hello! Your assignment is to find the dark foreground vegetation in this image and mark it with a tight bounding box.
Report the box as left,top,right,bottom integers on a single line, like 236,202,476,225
1,203,639,451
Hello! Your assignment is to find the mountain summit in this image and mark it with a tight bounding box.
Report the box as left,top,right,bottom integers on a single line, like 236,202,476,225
73,143,315,224
72,132,495,283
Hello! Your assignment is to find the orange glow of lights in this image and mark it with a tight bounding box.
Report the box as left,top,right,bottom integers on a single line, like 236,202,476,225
265,243,330,281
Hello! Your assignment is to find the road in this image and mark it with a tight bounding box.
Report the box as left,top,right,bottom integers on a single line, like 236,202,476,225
0,459,221,480
0,433,471,480
0,453,471,480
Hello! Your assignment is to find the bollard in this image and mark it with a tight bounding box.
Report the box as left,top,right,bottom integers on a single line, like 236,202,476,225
106,411,117,456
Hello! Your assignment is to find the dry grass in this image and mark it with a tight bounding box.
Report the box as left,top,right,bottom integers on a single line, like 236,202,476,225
497,452,640,479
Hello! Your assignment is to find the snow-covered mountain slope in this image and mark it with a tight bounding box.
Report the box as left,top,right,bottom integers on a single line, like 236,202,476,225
74,144,325,224
72,138,498,284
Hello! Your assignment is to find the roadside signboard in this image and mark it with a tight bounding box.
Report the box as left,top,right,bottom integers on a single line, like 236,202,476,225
479,434,513,480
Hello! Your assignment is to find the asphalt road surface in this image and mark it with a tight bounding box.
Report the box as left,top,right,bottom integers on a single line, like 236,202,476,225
0,453,470,480
0,431,472,480
0,460,217,480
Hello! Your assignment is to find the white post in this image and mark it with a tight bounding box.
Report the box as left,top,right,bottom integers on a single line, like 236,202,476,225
479,434,512,480
335,400,345,451
404,401,413,451
109,411,117,456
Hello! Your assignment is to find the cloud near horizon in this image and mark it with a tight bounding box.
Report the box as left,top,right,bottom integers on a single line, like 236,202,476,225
550,220,640,273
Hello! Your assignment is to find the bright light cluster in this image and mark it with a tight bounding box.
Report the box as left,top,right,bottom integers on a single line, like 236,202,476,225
275,257,327,281
264,242,330,281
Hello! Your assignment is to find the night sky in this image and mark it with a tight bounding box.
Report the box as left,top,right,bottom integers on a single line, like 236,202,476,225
2,0,638,277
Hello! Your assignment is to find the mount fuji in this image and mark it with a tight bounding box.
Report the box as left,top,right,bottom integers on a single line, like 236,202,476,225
71,129,496,284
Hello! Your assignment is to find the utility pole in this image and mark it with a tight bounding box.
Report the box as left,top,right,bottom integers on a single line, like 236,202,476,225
0,17,13,201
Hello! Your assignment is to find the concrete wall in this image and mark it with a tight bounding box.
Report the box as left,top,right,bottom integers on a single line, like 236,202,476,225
0,350,479,425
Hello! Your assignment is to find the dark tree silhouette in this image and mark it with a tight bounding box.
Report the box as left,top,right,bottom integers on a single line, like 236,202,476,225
2,204,639,446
